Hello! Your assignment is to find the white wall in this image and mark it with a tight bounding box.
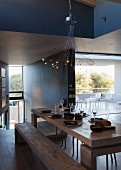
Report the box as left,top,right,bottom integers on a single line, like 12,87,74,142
115,63,121,94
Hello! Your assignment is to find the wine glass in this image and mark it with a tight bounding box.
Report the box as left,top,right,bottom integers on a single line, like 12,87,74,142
75,101,78,112
61,99,64,111
69,103,73,113
53,103,57,114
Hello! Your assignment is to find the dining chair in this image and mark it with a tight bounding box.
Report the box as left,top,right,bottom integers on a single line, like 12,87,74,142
60,134,79,159
106,153,117,170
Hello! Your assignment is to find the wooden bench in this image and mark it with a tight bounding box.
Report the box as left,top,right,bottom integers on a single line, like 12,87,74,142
15,122,86,170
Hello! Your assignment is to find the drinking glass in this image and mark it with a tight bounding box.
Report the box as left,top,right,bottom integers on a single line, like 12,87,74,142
69,103,73,112
93,109,97,124
53,103,57,114
61,99,64,111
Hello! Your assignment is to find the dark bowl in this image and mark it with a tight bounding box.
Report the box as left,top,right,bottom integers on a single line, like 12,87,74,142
51,114,62,118
64,113,74,119
90,125,103,132
83,112,86,117
41,110,51,113
64,108,74,112
75,113,83,120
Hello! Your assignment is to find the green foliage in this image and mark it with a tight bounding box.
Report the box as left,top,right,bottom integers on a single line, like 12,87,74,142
75,72,92,93
76,72,114,94
90,73,114,88
10,74,22,91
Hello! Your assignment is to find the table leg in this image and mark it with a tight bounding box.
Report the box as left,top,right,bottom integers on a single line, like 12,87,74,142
81,144,97,170
31,113,38,128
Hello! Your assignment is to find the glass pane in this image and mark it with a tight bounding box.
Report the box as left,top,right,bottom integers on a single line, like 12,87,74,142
1,68,5,77
9,66,23,91
9,100,24,129
75,65,114,94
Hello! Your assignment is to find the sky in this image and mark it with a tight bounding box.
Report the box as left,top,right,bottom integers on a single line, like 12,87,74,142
9,66,22,78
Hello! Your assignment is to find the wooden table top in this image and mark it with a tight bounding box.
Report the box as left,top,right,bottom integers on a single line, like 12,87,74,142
31,108,121,148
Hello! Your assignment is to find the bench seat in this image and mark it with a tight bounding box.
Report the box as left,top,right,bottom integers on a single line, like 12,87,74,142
15,122,86,170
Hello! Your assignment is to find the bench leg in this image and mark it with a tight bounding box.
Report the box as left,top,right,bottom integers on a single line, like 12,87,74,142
15,128,26,144
64,137,66,150
31,113,38,128
81,144,97,170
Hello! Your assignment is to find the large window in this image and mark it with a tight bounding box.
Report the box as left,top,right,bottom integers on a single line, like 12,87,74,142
9,66,24,129
75,65,114,94
9,66,23,99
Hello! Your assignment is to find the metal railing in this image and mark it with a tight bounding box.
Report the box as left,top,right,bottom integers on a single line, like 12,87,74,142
76,88,114,94
9,91,24,100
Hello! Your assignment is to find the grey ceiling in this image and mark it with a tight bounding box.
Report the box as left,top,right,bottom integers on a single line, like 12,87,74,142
0,28,121,66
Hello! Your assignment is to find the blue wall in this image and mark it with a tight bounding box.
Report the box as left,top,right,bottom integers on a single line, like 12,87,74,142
0,0,94,38
94,1,121,37
1,0,121,39
23,58,68,122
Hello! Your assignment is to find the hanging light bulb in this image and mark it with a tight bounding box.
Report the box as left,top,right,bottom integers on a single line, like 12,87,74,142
66,59,69,63
65,0,76,25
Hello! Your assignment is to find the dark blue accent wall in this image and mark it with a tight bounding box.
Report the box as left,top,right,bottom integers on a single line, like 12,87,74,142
94,1,121,37
0,0,94,38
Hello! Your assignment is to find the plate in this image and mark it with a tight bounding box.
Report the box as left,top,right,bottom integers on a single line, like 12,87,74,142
64,113,74,119
61,121,83,126
41,110,51,113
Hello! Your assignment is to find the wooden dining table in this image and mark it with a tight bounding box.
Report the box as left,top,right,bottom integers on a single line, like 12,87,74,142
31,107,121,170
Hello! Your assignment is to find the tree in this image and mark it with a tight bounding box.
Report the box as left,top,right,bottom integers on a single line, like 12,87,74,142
75,72,92,93
10,74,22,91
75,72,114,94
90,73,114,92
